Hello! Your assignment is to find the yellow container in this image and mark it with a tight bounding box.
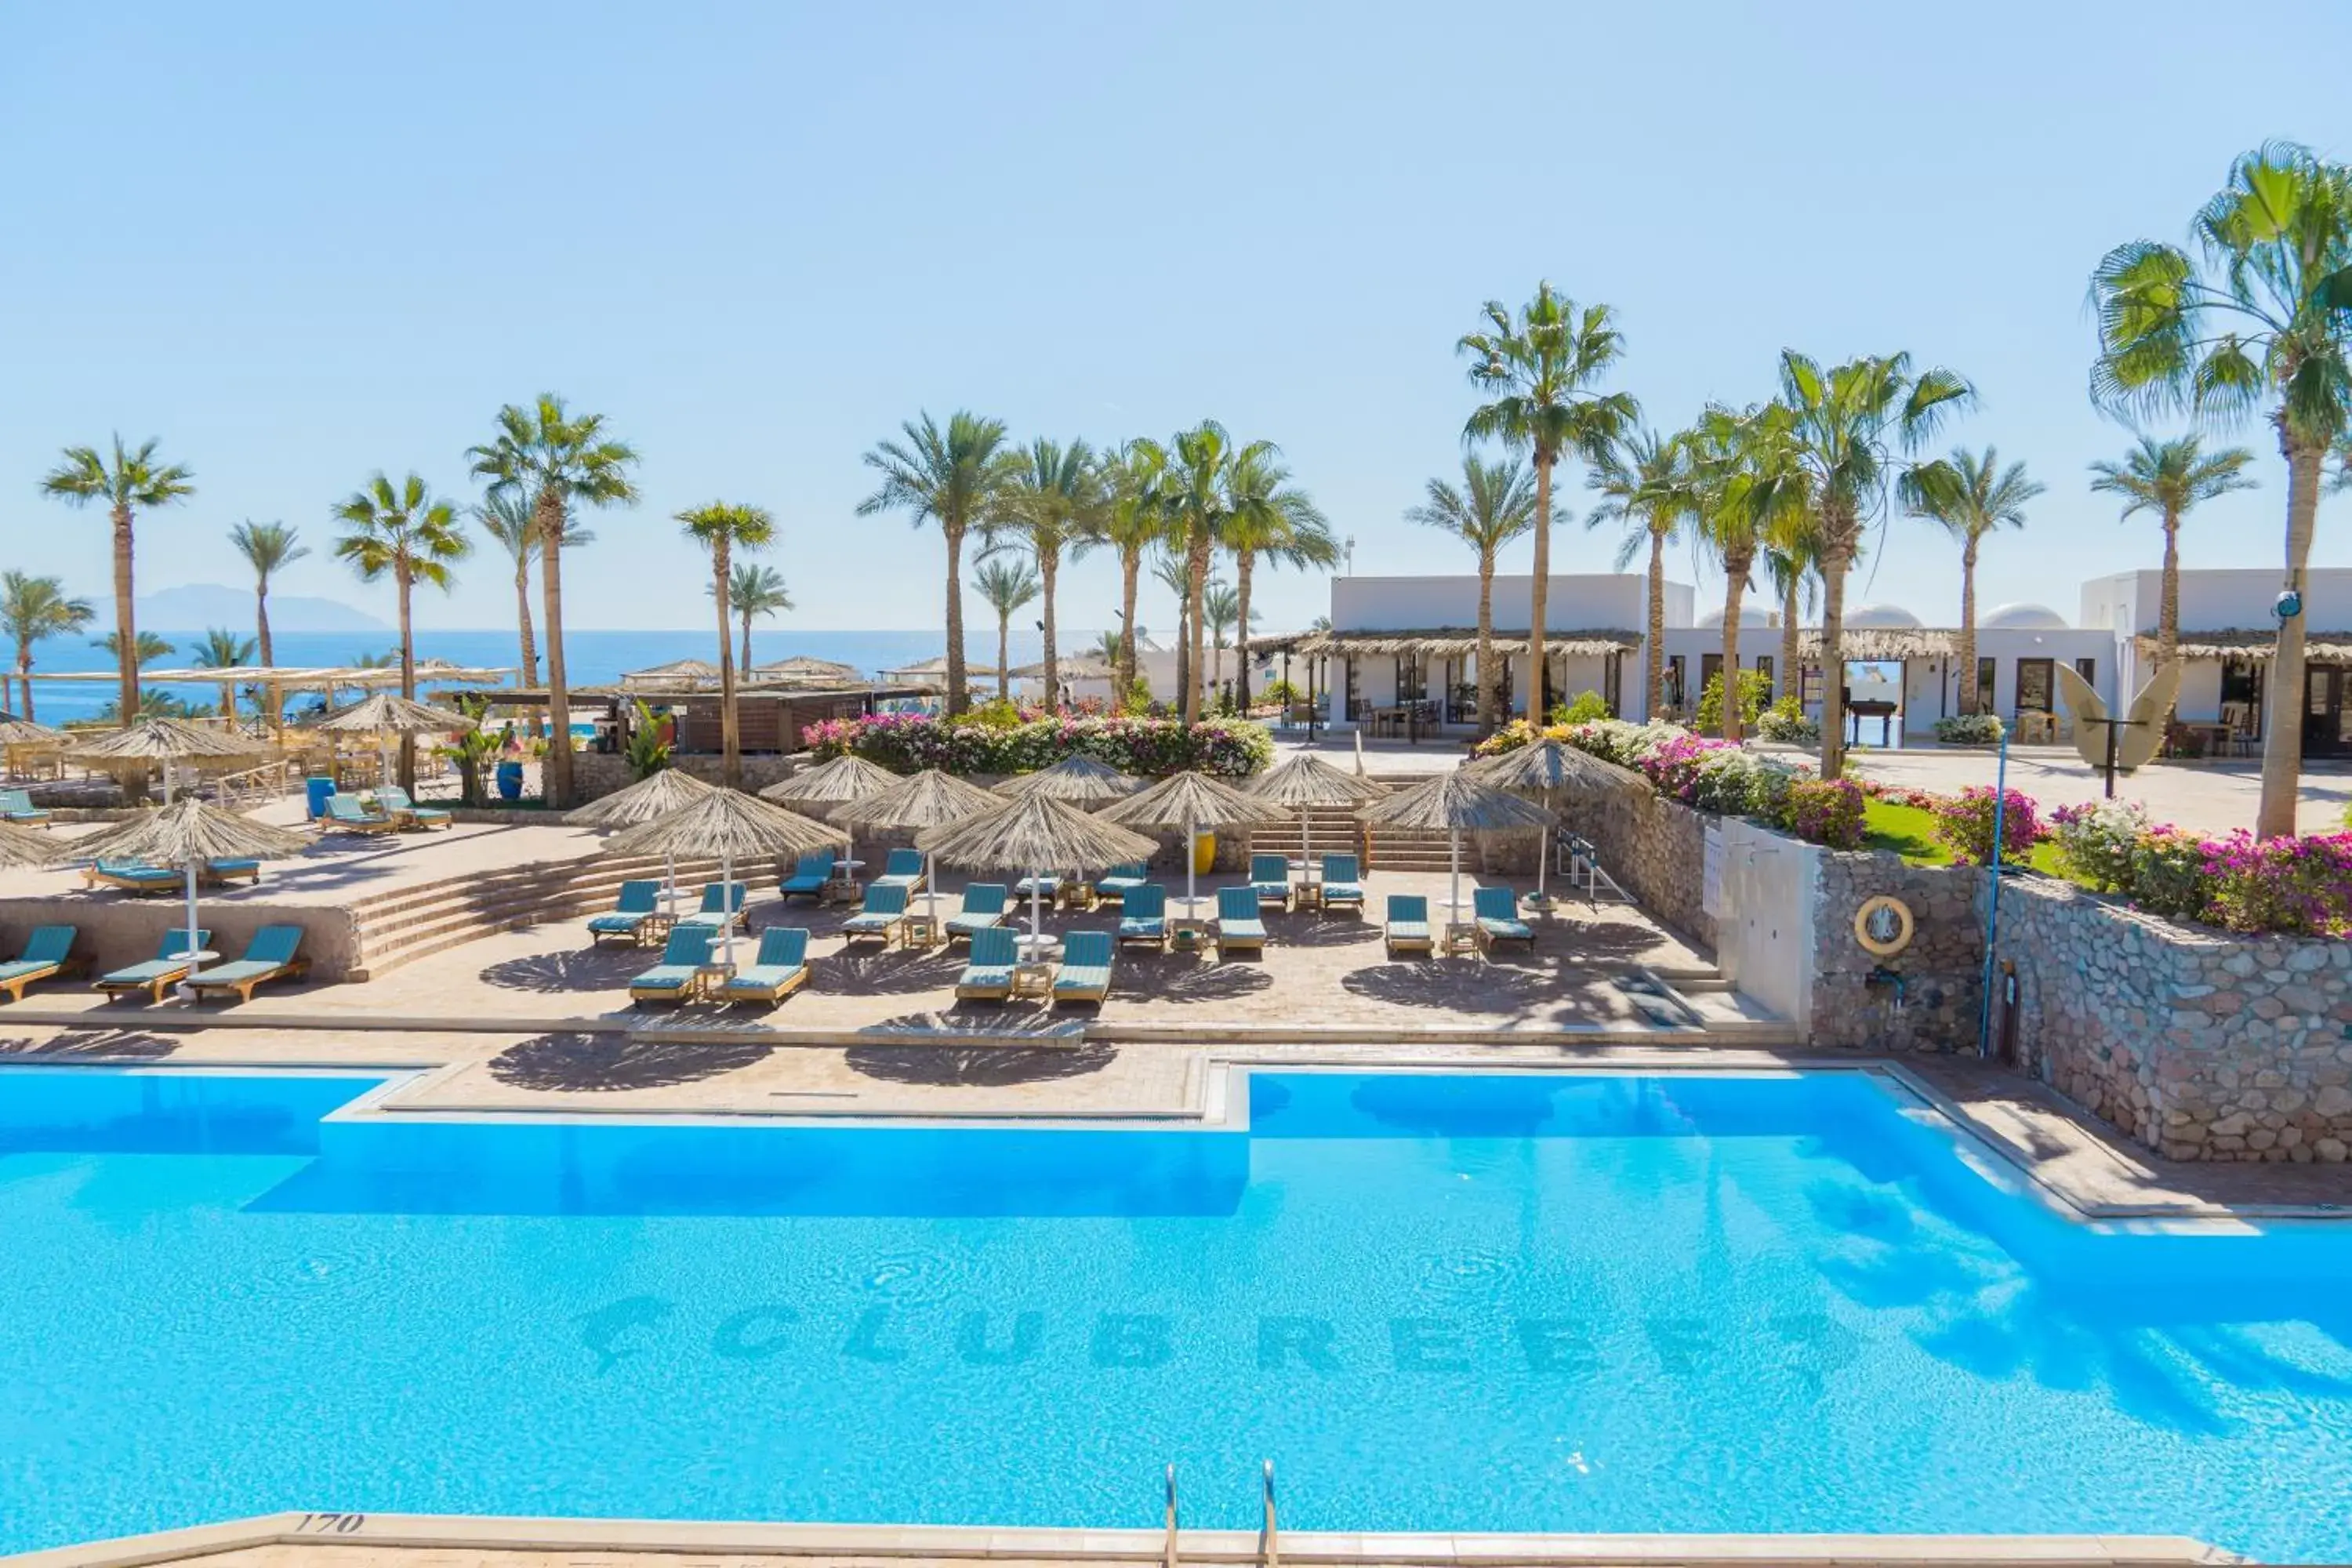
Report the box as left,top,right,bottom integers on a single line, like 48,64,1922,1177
1193,831,1217,876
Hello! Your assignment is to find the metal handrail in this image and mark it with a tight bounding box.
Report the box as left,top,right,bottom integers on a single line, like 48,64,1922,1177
1163,1465,1178,1568
1260,1460,1277,1568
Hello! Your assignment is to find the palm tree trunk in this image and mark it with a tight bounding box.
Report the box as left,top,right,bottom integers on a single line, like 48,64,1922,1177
2159,510,2182,726
395,561,416,794
1185,537,1210,725
1527,454,1552,721
513,557,542,739
714,538,740,789
1475,550,1497,732
2256,431,2324,839
739,608,753,679
1780,572,1802,706
1646,528,1666,717
111,501,136,731
17,651,35,724
1958,537,1980,716
944,521,968,716
1040,549,1059,711
536,489,574,806
256,579,280,732
996,614,1011,702
1118,550,1141,698
1172,602,1190,711
1720,554,1749,745
1818,525,1853,779
1234,550,1255,713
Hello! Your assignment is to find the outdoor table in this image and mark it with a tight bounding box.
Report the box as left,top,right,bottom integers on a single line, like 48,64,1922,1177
2185,722,2232,757
693,961,736,1000
1170,919,1211,952
168,949,222,1001
1440,923,1479,957
1010,961,1054,1001
902,912,938,949
1055,880,1096,913
829,857,866,887
641,912,677,946
1014,932,1062,960
1293,881,1324,912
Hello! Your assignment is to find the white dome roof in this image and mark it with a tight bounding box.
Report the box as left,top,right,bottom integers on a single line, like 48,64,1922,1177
1980,601,2070,630
1845,603,1922,628
1697,604,1771,628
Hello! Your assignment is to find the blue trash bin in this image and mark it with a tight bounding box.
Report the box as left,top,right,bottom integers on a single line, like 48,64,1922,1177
495,760,524,802
304,776,337,820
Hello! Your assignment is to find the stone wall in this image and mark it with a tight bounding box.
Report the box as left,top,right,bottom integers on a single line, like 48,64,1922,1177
573,753,802,801
0,897,364,985
1548,764,1715,950
1807,855,1982,1054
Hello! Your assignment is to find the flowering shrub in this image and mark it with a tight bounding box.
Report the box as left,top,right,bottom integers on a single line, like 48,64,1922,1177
1635,731,1732,803
1552,690,1613,724
1933,786,2043,866
2047,800,2151,893
2128,829,2214,922
1755,696,1818,746
802,712,1273,778
2198,831,2352,937
1932,713,2005,746
1787,778,1867,849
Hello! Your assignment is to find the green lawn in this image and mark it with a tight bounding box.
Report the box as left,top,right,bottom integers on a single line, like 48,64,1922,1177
1861,797,2071,876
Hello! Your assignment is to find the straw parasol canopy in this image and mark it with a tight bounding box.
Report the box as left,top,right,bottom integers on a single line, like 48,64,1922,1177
563,768,717,828
828,767,1003,924
0,819,55,868
1011,656,1115,681
1464,737,1637,794
753,655,865,686
759,753,899,808
605,789,848,964
1248,752,1385,869
1358,771,1556,924
0,718,69,749
919,793,1156,954
68,717,272,764
1100,770,1292,917
51,797,315,968
314,692,474,735
993,753,1144,804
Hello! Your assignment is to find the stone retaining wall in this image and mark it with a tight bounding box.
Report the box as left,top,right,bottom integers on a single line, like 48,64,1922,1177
0,897,364,985
1548,764,1715,950
1807,854,1982,1054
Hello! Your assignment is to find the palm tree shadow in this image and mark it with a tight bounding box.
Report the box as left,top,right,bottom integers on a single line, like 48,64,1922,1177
1273,916,1380,949
811,949,967,997
1119,956,1274,1005
846,1041,1119,1087
0,1028,180,1059
486,1032,768,1091
479,948,648,994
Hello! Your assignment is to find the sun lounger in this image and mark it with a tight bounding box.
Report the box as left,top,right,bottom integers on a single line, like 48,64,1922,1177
0,925,79,1003
1116,884,1167,950
841,882,909,946
187,925,308,1004
587,879,662,946
872,848,926,894
95,928,212,1004
1384,895,1433,958
954,925,1020,1001
82,858,183,895
1095,862,1149,905
673,881,750,935
323,795,400,834
718,926,811,1006
375,785,452,831
1474,886,1536,953
201,858,262,884
1052,929,1114,1006
630,927,713,1004
1215,886,1266,954
1321,854,1364,916
1012,872,1063,904
1248,853,1292,913
776,849,837,902
943,882,1009,944
0,788,50,827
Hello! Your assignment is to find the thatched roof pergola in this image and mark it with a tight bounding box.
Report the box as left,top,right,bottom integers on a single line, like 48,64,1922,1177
1797,627,1956,660
753,655,866,686
2138,630,2352,664
1250,628,1639,659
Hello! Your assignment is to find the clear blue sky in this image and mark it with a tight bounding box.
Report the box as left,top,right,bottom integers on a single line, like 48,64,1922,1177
4,2,2348,639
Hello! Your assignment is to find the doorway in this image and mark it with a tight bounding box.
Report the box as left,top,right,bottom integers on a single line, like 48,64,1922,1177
2304,666,2352,759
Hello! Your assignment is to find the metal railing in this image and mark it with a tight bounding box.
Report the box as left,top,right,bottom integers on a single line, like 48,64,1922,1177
212,759,301,810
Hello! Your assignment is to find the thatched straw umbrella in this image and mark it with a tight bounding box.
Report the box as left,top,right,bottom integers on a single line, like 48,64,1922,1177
0,719,68,784
829,768,1001,926
761,754,899,889
606,789,846,966
316,693,474,796
993,753,1143,804
68,717,273,804
564,768,719,916
0,819,55,867
1100,770,1291,918
1357,771,1556,927
919,793,1155,956
753,655,864,687
1248,753,1385,875
1464,739,1635,904
49,797,314,969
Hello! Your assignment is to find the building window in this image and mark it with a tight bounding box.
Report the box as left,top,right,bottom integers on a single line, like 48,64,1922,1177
1344,657,1363,720
2074,656,2096,693
1754,655,1774,704
1800,662,1824,709
2220,655,2263,742
1975,656,1997,715
1397,652,1427,703
1664,655,1687,713
2016,658,2055,714
1699,652,1723,706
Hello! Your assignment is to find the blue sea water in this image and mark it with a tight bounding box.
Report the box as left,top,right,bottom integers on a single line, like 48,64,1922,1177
3,1067,2351,1561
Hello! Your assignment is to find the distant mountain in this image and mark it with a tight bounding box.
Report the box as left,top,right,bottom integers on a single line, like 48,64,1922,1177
131,583,389,633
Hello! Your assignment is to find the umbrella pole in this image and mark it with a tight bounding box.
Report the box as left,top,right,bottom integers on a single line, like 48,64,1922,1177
183,858,201,963
1031,870,1044,954
1187,820,1198,920
720,846,735,967
926,853,938,927
666,851,679,917
1450,831,1461,933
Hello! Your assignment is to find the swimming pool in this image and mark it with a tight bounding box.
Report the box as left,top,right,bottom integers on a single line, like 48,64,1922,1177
2,1065,2349,1562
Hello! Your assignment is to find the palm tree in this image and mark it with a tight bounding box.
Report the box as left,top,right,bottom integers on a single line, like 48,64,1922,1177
677,503,777,787
724,561,793,673
1147,421,1275,723
2090,141,2352,836
0,572,95,721
1763,524,1820,708
1221,445,1333,712
857,411,1019,717
996,437,1100,710
1151,548,1194,705
1459,284,1639,720
1089,627,1130,670
39,435,195,729
1588,429,1700,717
1203,580,1246,694
2089,435,2259,703
192,627,257,721
1076,441,1167,695
973,557,1040,702
467,395,639,808
1901,447,2045,717
1403,455,1536,731
227,520,306,670
1689,405,1802,742
332,473,470,792
1752,352,1973,775
93,630,174,666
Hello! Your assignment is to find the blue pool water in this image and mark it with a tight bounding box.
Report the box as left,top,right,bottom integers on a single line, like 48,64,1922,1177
3,1068,2351,1562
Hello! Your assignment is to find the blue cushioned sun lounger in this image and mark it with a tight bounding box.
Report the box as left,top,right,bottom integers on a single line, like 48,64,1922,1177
587,879,662,946
83,858,183,895
1215,886,1266,954
630,927,713,1004
841,882,909,946
1248,853,1292,912
944,883,1008,943
1384,895,1432,957
187,925,307,1004
873,848,926,894
96,928,212,1004
1095,862,1149,905
1116,884,1167,950
674,881,749,934
375,786,452,830
1474,886,1536,953
0,789,52,827
777,850,837,902
719,926,811,1005
1052,929,1114,1006
1321,854,1364,916
0,925,78,1003
323,795,399,834
954,925,1020,1001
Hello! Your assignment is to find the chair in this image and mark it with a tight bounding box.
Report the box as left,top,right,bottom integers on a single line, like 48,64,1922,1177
1095,862,1149,905
674,881,749,935
0,788,51,827
1117,884,1167,950
1385,895,1433,958
187,925,308,1004
201,858,263,885
1214,886,1266,954
840,882,909,946
1052,930,1114,1006
872,848,927,894
953,925,1020,1002
630,927,714,1004
1321,854,1365,916
587,879,662,946
0,925,79,1003
943,882,1009,944
95,928,213,1004
1013,872,1063,904
323,794,400,834
1248,853,1293,913
718,926,811,1006
82,858,183,895
1473,886,1536,953
776,849,838,902
375,785,452,830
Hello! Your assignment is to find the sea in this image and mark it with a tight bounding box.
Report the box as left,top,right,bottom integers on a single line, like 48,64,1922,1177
11,628,1076,725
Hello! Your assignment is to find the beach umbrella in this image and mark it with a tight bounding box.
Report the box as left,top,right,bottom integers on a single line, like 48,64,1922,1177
1248,752,1385,873
827,767,1000,926
564,768,719,917
49,797,314,978
1358,770,1556,930
316,692,473,793
1100,770,1290,919
993,753,1144,804
918,793,1155,957
761,753,901,897
604,789,846,965
0,820,54,868
67,717,273,804
1465,739,1636,904
753,655,864,687
0,718,68,749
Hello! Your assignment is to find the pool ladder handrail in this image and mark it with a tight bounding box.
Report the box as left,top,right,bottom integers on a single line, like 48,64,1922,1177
1163,1463,1178,1568
1260,1460,1278,1568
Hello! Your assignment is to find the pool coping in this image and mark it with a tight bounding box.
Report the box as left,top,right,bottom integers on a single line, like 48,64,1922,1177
0,1510,2243,1567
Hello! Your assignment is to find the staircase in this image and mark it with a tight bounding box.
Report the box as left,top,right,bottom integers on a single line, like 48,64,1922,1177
345,851,758,980
1247,804,1362,868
